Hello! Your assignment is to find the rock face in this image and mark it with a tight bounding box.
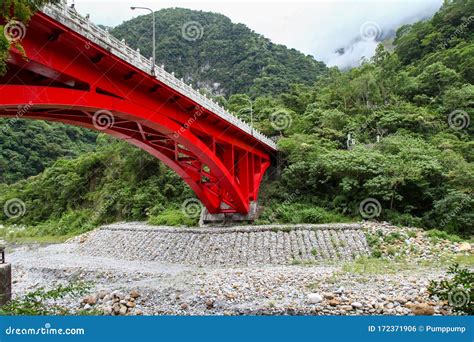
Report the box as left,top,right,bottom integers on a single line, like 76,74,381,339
76,223,369,266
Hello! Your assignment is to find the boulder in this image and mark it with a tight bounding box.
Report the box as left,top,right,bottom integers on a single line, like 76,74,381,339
458,242,471,252
130,290,140,299
119,304,128,315
83,294,98,305
411,303,434,315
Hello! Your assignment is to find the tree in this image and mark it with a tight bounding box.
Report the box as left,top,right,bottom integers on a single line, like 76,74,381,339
417,62,461,97
0,0,59,75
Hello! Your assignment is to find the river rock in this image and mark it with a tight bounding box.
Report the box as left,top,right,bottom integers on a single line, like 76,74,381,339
411,303,434,315
308,293,323,304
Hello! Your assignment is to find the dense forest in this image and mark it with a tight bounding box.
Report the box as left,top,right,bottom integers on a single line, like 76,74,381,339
111,8,327,97
0,0,472,240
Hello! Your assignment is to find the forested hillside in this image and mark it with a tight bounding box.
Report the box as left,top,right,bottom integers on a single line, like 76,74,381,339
111,8,327,97
0,121,97,184
0,0,472,239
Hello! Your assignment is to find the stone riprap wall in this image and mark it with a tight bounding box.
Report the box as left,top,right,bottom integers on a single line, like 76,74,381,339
76,223,369,266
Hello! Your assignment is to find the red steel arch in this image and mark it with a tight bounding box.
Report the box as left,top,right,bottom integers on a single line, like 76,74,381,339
0,11,275,214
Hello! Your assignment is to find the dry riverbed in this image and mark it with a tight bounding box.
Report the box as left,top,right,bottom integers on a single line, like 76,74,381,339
6,222,473,316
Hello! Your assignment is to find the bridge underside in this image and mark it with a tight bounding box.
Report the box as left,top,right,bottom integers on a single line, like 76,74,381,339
0,12,274,215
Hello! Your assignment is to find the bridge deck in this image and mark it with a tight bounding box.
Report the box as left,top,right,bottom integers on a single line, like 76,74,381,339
41,3,277,151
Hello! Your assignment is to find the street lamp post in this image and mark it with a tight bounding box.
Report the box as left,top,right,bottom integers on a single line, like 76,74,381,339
131,6,156,75
246,98,254,136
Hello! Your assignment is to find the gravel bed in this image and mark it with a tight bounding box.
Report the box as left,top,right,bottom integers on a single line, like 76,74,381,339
5,222,470,316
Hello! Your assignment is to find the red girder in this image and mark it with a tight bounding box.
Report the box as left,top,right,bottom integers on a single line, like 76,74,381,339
0,12,274,214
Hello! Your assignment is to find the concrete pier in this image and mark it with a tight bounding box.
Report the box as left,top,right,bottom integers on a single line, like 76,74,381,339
0,263,12,306
200,201,260,226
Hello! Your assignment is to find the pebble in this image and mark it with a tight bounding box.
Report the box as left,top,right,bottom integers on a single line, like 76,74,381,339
6,221,460,316
307,293,323,304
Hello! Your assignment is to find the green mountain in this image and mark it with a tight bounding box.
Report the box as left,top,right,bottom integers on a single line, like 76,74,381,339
111,8,327,97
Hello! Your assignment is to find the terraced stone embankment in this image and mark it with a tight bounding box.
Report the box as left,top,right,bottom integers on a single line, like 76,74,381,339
76,222,369,266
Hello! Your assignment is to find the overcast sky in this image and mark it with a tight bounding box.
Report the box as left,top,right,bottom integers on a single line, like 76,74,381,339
71,0,443,69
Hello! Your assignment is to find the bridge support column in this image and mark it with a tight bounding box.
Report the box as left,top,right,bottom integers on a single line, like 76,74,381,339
199,201,260,226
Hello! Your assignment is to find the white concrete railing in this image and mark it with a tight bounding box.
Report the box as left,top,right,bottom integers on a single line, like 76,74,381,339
41,2,277,150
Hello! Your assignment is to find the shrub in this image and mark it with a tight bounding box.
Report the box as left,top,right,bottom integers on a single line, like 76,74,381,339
426,229,463,243
260,203,349,224
0,282,92,315
148,208,198,226
428,263,473,315
384,210,423,228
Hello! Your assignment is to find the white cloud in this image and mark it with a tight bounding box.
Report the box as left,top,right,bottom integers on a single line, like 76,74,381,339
70,0,443,69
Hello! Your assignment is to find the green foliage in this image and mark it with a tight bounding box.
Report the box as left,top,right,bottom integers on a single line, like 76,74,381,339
258,203,349,224
0,138,194,236
0,121,97,184
428,263,473,315
148,208,198,226
0,282,91,315
0,1,59,75
111,8,327,97
365,232,383,258
426,229,463,243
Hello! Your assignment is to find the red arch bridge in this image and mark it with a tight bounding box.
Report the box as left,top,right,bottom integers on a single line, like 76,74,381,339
0,3,277,220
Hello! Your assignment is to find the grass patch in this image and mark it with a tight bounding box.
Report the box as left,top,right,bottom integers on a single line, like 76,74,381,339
5,235,74,244
148,208,198,226
270,226,293,233
454,254,474,267
383,231,404,244
426,229,463,242
290,259,317,266
0,226,77,245
342,256,411,275
259,203,353,224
